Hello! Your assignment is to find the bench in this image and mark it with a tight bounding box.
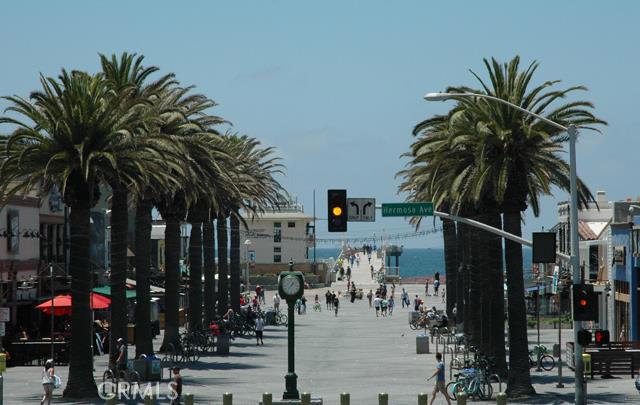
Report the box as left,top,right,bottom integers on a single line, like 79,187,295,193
589,350,636,379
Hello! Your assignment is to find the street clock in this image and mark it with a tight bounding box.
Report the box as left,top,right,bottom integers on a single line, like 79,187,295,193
278,271,304,302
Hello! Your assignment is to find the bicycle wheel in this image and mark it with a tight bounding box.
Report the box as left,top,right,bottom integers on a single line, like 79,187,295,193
128,370,140,385
103,369,115,383
528,354,536,369
540,354,555,371
409,322,419,330
476,378,493,400
446,381,458,399
450,382,465,400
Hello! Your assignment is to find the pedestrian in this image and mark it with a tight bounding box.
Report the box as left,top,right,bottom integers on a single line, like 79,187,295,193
325,290,332,310
116,337,128,372
346,266,352,280
381,298,388,317
255,314,265,345
434,271,440,283
370,265,375,280
334,296,340,317
273,293,281,312
366,289,373,307
170,367,183,405
425,279,430,296
373,295,381,317
434,279,440,296
388,296,394,316
350,285,356,303
41,359,55,405
414,295,420,312
301,295,307,314
442,289,445,304
427,352,451,405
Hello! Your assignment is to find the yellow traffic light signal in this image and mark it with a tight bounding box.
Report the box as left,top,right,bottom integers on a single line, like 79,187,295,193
332,206,343,216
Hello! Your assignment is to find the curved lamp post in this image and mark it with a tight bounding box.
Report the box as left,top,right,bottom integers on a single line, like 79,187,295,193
424,92,585,404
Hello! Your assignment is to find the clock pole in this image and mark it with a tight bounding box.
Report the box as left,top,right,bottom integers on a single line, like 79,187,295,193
283,298,299,399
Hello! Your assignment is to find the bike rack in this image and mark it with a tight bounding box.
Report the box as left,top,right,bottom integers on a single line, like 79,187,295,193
490,374,503,393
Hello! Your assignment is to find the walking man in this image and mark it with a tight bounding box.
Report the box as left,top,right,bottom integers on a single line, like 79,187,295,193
427,352,451,405
334,296,340,317
255,314,265,345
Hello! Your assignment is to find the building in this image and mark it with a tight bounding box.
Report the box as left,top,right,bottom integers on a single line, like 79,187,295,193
0,187,67,338
241,200,314,269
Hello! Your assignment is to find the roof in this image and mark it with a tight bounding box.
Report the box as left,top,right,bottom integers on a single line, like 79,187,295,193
242,211,313,220
93,286,136,299
578,221,609,241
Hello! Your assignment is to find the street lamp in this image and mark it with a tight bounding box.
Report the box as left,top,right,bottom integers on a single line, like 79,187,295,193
244,239,252,293
424,91,585,404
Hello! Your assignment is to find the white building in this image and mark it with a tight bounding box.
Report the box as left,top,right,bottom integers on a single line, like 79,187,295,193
241,201,314,265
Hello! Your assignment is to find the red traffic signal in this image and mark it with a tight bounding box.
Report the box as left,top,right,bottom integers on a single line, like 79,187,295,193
594,330,610,346
572,284,598,321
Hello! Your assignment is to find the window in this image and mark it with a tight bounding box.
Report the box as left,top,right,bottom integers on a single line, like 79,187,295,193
274,255,282,263
274,247,281,253
288,222,296,228
274,222,281,243
7,210,19,253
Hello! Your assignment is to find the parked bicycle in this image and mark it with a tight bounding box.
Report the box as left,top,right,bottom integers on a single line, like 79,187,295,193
529,344,555,371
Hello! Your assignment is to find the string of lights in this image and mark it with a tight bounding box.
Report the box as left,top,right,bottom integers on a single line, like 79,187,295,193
236,227,443,245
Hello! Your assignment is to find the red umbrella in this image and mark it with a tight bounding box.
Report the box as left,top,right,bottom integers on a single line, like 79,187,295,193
36,293,111,316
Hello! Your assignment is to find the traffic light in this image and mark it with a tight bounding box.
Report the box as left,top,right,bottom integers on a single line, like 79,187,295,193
327,189,347,232
594,330,610,346
577,329,592,346
572,283,598,321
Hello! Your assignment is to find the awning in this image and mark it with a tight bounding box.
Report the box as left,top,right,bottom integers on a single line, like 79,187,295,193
93,286,136,299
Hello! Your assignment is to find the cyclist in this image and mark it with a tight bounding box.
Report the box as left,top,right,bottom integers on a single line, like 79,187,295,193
427,352,451,405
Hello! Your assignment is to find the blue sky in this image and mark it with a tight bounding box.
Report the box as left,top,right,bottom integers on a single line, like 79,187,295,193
1,1,639,248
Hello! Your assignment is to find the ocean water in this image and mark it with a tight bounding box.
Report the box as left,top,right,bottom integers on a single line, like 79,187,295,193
312,247,533,279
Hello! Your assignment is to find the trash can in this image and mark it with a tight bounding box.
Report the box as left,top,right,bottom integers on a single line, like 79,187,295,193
416,333,430,354
217,333,230,355
133,358,147,381
147,356,161,381
582,353,591,375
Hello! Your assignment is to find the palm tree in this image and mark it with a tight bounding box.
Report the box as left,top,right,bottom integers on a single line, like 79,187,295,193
441,56,606,395
221,135,286,312
0,70,140,398
99,52,177,356
203,210,217,324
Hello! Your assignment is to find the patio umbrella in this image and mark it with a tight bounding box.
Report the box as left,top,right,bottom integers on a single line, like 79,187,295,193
35,293,111,316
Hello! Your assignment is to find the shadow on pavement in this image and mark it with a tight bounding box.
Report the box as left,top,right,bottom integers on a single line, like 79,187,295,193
186,361,266,371
521,392,638,404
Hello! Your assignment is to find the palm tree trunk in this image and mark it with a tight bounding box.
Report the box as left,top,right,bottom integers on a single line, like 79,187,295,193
480,210,507,376
63,199,98,398
503,209,535,396
442,218,457,318
229,215,241,312
203,212,216,324
455,222,466,330
467,221,482,347
459,222,472,335
188,210,203,331
109,186,128,360
160,216,181,351
134,198,153,356
216,215,229,315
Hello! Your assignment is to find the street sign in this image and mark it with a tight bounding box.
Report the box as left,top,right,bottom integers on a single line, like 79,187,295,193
0,308,9,323
381,202,433,217
347,198,376,222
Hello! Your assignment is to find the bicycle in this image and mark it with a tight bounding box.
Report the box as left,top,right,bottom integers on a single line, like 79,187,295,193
102,362,140,396
448,368,493,400
529,344,555,371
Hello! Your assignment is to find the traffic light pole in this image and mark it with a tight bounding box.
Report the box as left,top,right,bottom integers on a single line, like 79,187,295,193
567,126,585,405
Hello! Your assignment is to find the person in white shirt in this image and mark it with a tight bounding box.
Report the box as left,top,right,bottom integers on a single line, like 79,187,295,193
373,296,382,317
255,315,265,345
273,293,281,312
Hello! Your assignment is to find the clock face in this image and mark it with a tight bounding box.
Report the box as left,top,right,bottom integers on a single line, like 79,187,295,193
282,275,301,296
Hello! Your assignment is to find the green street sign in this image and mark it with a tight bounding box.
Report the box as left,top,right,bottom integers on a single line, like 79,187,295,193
381,202,433,217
